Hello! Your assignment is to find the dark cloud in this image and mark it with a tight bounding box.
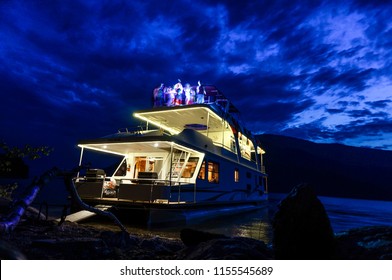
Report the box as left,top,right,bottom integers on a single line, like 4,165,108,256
281,116,392,147
346,109,373,118
337,100,361,107
347,109,389,119
243,98,316,134
326,108,345,114
365,100,391,109
279,118,330,141
311,67,375,92
335,118,392,139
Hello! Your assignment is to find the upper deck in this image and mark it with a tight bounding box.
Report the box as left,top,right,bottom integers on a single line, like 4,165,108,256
136,82,264,162
134,103,233,135
143,83,252,136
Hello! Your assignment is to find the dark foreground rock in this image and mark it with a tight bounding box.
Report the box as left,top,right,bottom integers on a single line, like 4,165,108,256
178,228,273,259
0,219,184,260
334,226,392,260
272,183,335,259
271,183,392,260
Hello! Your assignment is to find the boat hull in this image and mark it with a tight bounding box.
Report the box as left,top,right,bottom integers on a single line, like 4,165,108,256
77,197,267,227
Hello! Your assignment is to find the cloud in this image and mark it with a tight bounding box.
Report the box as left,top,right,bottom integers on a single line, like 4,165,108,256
365,99,391,109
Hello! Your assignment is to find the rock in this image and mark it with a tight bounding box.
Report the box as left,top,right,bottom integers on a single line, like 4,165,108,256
334,226,392,259
100,230,139,249
178,228,272,259
272,183,335,259
0,239,26,259
30,238,108,259
139,237,184,258
177,235,272,259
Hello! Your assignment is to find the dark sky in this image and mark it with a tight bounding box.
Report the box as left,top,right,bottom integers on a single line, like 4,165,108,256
1,0,392,173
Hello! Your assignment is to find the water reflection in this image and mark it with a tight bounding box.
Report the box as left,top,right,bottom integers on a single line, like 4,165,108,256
319,196,392,232
81,206,274,243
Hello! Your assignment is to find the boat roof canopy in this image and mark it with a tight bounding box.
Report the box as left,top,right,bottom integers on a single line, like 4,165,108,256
134,104,232,135
78,140,203,156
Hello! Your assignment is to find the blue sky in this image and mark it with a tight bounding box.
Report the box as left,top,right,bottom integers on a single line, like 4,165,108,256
1,0,392,171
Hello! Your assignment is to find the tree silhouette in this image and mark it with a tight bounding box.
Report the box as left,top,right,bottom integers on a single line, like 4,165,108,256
0,141,53,199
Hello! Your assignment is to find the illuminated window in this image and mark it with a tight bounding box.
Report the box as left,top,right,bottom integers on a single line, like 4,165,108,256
198,161,206,180
234,168,239,182
208,161,219,183
238,133,255,161
181,157,199,178
133,156,147,178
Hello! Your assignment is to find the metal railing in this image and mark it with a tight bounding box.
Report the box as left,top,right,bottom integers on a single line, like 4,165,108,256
116,178,195,204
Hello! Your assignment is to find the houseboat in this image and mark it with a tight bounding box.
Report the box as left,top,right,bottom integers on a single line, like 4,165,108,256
74,82,268,225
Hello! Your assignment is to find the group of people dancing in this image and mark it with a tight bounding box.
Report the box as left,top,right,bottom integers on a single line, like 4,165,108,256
153,80,207,107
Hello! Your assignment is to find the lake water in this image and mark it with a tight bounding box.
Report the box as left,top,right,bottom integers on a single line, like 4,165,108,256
75,193,392,243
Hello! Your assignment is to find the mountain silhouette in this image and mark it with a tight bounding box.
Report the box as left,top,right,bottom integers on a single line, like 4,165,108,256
257,134,392,201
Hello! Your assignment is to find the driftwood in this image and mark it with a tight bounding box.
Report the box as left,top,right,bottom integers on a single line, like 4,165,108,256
62,169,128,234
0,168,59,233
0,167,128,235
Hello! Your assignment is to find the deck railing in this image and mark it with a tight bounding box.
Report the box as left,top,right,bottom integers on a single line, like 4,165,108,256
76,176,195,204
117,127,167,136
117,178,194,204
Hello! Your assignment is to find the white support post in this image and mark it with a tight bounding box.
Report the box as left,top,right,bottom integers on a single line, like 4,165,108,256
77,147,84,178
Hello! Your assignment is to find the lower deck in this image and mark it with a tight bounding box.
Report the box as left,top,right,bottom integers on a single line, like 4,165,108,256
73,195,268,226
75,177,267,206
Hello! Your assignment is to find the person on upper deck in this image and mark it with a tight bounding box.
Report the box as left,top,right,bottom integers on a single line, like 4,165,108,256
190,87,196,104
165,86,175,106
153,83,165,107
196,80,206,104
184,83,192,105
173,79,183,105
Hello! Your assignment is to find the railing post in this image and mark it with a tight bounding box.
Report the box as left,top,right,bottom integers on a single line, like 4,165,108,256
178,183,181,204
77,147,84,178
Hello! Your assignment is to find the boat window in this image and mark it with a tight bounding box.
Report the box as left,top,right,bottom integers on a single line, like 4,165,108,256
181,157,199,178
238,133,256,161
198,161,206,180
230,135,237,153
114,158,127,176
249,141,256,162
234,168,239,182
133,157,147,178
208,161,219,183
148,157,163,175
207,124,237,154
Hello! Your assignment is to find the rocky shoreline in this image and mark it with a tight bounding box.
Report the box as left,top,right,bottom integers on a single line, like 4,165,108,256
1,184,391,260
